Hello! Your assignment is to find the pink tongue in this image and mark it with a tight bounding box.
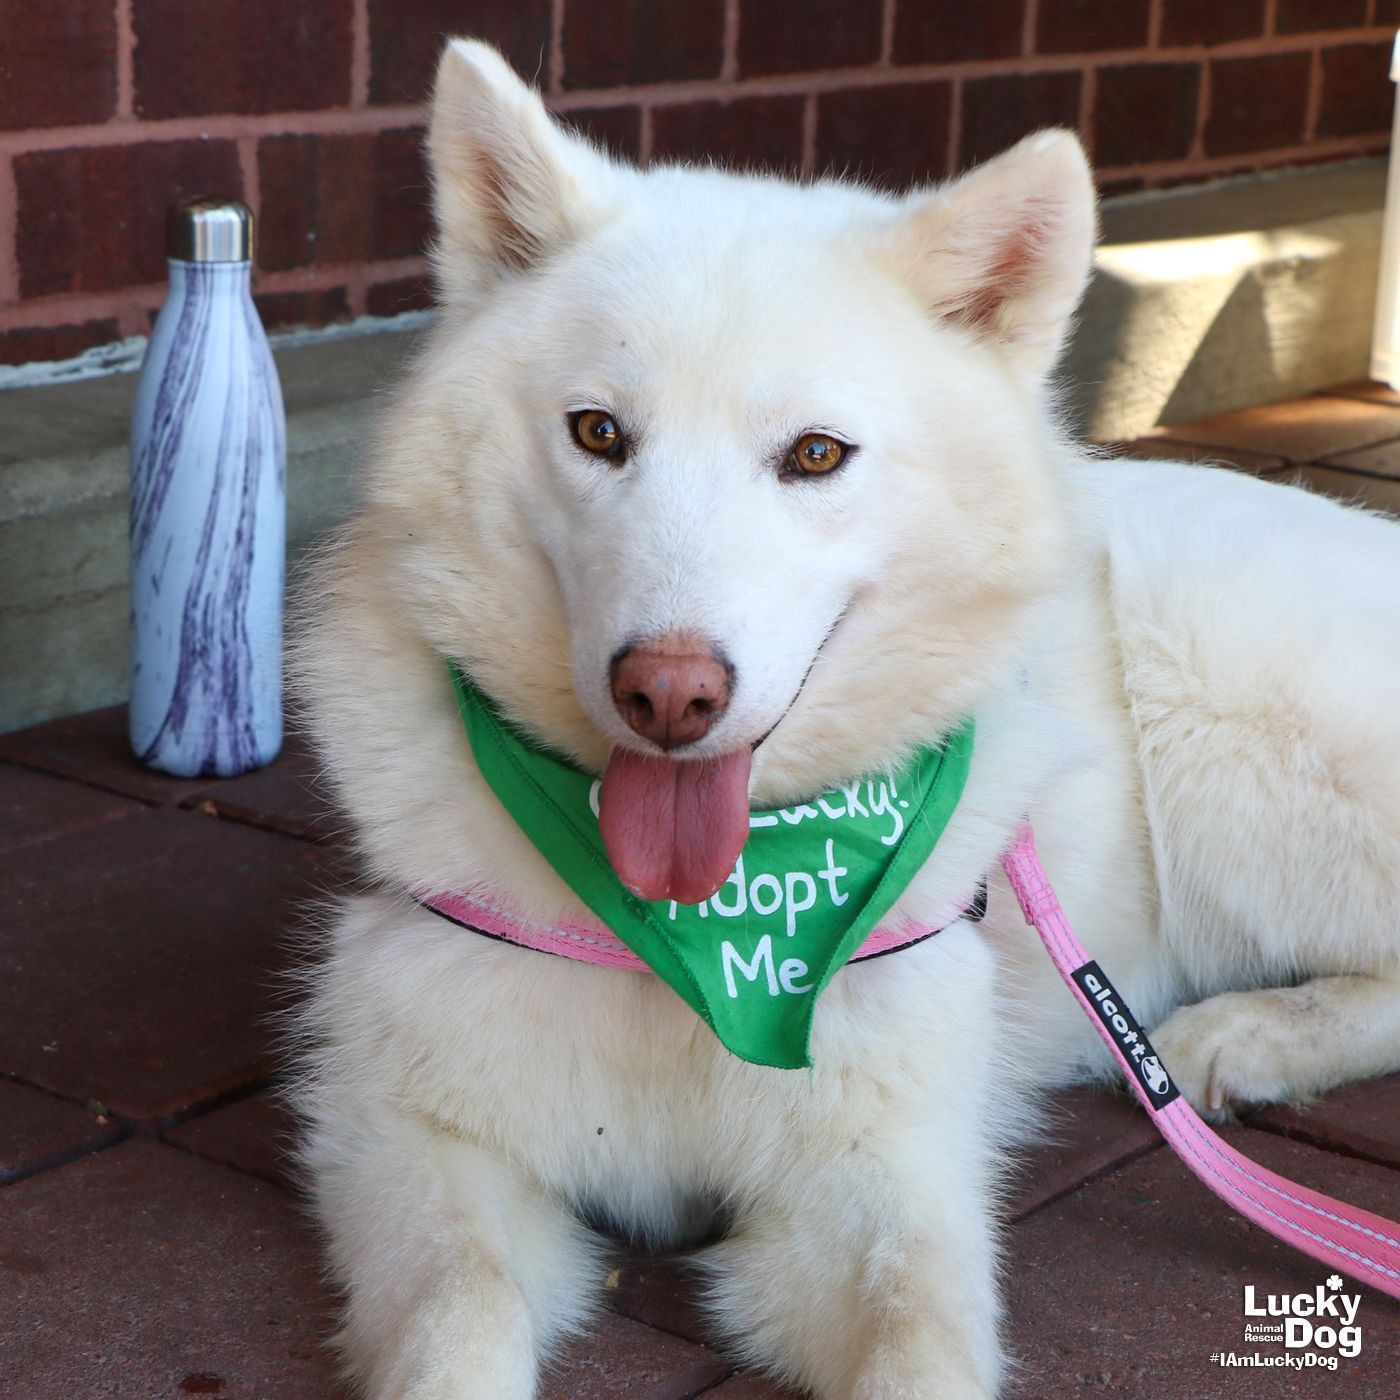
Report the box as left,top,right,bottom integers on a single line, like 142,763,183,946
599,747,753,905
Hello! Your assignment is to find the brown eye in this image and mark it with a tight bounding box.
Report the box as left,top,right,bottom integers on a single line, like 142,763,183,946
786,432,849,478
569,409,626,460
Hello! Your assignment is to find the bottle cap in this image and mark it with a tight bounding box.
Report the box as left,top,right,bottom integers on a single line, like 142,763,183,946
166,197,252,263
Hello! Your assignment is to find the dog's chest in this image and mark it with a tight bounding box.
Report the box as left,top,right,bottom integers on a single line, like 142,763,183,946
352,899,1001,1210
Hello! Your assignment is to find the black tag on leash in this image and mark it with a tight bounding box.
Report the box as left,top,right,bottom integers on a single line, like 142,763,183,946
1071,960,1180,1109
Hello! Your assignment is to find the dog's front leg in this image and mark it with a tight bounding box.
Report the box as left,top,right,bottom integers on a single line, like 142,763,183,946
699,1131,1004,1399
304,1106,601,1399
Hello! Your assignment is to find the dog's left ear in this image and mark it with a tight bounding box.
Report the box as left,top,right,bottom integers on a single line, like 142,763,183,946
885,130,1097,381
428,38,623,303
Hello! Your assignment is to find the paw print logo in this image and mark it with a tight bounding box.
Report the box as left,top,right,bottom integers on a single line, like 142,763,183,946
1327,1274,1345,1291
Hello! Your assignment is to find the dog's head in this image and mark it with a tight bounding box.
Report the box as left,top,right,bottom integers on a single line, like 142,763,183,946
358,39,1096,902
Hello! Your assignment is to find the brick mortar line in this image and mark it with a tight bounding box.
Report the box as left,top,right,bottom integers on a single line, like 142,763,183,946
0,753,168,806
1008,1140,1167,1225
0,1067,130,1113
0,286,164,332
1285,426,1400,464
0,1129,130,1190
0,255,429,331
1191,49,1212,161
541,30,1399,108
350,0,371,110
115,0,135,120
156,1131,290,1189
183,796,350,847
1150,425,1400,469
1241,1119,1400,1177
113,300,145,340
1,23,1392,158
1130,435,1287,468
1269,461,1400,488
1304,46,1323,145
1092,131,1387,185
3,1071,287,1186
602,1296,738,1372
799,94,817,178
945,76,962,176
0,1076,294,1192
879,0,896,67
2,132,1390,327
0,151,17,306
344,262,369,319
1314,435,1400,466
1079,65,1098,165
1,123,1387,330
0,758,162,812
688,1372,744,1398
144,1073,280,1136
720,0,739,84
255,253,427,293
236,135,260,250
548,0,566,93
0,104,426,157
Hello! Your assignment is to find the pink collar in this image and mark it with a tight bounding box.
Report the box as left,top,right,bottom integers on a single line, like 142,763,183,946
416,881,988,969
418,827,1400,1299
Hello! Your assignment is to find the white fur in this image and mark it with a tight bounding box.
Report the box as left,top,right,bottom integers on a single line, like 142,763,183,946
288,39,1400,1398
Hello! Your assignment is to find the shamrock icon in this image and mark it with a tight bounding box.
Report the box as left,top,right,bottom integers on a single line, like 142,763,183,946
1327,1274,1345,1291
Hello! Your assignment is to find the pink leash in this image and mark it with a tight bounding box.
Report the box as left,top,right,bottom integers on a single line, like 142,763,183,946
1002,823,1400,1300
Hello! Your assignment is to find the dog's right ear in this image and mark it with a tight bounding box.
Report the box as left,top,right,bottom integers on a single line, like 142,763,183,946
428,39,620,302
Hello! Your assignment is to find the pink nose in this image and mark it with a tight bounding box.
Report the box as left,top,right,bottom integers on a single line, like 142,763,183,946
610,641,732,750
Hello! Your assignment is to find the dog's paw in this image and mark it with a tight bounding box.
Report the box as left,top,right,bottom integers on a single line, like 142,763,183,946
1150,989,1311,1121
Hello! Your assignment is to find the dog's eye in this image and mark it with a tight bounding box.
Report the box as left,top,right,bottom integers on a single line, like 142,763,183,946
569,409,626,461
785,432,850,478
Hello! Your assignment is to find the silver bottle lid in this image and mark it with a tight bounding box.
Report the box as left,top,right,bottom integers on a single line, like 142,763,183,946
166,197,252,263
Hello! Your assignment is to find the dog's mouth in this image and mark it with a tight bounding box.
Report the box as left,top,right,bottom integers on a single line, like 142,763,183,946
597,604,848,906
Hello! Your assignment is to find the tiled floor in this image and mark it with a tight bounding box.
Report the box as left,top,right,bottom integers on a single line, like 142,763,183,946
3,386,1399,1398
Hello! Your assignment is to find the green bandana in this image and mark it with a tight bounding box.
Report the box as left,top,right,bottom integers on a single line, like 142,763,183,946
447,663,974,1069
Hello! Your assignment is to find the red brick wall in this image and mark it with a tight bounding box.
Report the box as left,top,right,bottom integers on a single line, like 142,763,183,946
1,0,1396,368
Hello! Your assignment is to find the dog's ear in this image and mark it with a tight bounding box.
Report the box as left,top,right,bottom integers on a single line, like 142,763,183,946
886,130,1096,381
428,39,621,301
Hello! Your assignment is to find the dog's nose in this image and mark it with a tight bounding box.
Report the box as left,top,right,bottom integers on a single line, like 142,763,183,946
610,641,732,750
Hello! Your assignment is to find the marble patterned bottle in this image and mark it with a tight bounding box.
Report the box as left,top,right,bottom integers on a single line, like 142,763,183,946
129,198,286,777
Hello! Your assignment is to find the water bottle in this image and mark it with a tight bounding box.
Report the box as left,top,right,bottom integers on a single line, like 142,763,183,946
129,198,286,777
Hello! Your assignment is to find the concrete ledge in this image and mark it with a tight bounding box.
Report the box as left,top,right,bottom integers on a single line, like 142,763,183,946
1065,158,1386,440
0,158,1389,731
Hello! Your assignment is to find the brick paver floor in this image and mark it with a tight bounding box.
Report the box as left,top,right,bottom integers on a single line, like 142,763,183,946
2,386,1398,1397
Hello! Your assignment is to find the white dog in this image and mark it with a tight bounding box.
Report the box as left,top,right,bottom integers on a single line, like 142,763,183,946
290,38,1400,1399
